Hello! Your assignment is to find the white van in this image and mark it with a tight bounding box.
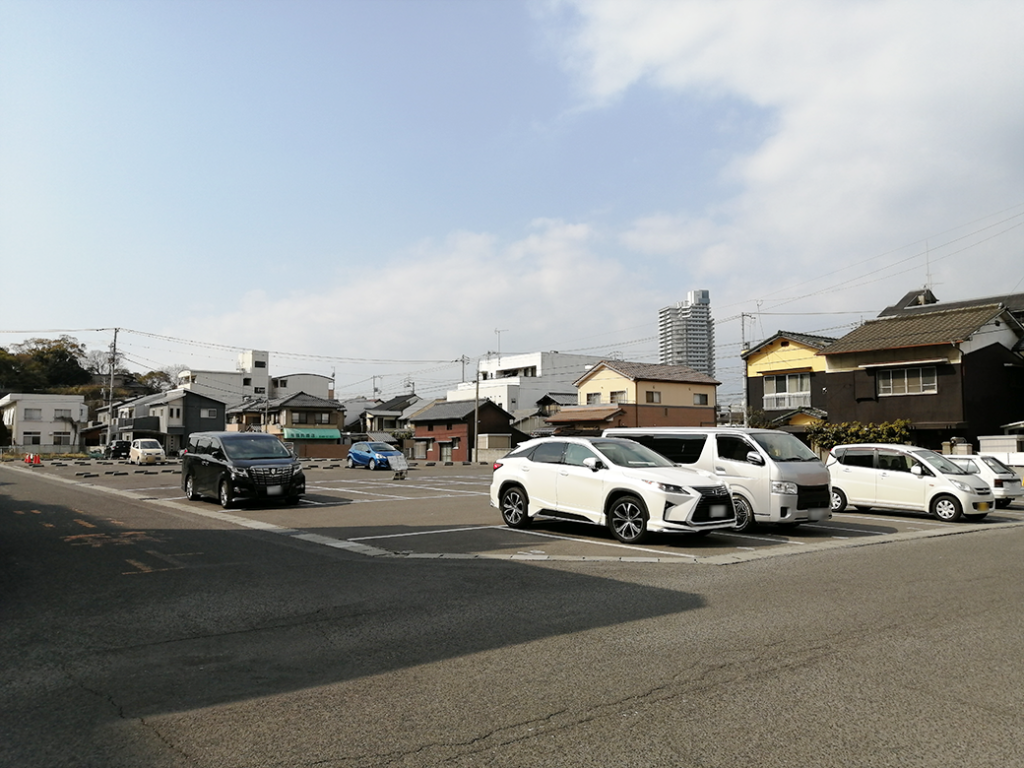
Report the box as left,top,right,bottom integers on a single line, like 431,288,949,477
602,427,831,531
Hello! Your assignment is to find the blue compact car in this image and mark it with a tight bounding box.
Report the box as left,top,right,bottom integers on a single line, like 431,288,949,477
347,441,404,470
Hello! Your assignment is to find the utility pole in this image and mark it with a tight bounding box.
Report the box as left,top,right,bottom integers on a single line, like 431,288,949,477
474,366,480,463
740,314,749,427
107,328,118,443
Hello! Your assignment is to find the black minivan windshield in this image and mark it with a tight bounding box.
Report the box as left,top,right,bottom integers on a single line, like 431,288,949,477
222,436,293,460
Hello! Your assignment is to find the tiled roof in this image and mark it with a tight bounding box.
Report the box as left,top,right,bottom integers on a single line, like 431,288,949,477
822,304,1005,355
227,391,342,413
879,290,1024,317
544,406,624,423
409,399,511,422
576,360,719,386
741,330,837,359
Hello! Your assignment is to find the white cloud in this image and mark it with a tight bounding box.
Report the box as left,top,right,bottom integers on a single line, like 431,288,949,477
554,0,1024,312
174,219,655,395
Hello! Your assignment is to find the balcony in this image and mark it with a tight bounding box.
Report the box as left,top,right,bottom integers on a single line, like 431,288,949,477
763,393,811,410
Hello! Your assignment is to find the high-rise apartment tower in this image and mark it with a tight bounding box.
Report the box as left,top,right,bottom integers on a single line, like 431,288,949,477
658,290,715,376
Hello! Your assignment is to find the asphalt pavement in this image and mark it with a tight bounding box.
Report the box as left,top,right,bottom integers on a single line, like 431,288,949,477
3,459,1024,767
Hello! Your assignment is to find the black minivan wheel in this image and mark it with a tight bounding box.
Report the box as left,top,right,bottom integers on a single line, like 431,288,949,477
219,479,234,509
185,474,201,501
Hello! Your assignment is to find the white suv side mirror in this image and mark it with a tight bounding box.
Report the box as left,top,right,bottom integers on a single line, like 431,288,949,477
583,457,603,472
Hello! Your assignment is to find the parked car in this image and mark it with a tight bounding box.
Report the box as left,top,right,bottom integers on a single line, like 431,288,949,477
181,431,305,508
947,454,1023,509
490,436,736,544
603,426,831,531
826,443,993,521
347,441,405,470
129,438,165,465
103,440,131,460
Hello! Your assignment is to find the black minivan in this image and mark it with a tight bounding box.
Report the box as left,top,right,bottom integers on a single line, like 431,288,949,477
181,431,305,508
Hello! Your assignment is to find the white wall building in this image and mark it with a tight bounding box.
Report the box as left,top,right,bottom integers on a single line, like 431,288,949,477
1,393,89,452
658,289,715,376
446,351,606,412
177,350,333,403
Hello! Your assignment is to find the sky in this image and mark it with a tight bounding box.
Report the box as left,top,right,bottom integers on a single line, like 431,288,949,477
2,0,1023,407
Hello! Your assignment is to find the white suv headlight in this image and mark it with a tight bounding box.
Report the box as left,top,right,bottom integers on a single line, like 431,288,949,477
771,481,798,495
642,479,690,495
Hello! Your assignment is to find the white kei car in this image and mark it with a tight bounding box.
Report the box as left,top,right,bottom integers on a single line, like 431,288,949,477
490,436,736,544
129,439,166,465
947,454,1022,509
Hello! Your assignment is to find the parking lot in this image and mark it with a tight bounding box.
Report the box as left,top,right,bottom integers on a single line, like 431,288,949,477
7,455,1024,564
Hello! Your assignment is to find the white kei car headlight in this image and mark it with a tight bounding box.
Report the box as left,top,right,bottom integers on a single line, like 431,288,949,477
949,479,972,493
771,481,798,495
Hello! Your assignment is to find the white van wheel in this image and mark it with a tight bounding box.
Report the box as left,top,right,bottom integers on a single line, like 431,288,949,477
732,495,755,532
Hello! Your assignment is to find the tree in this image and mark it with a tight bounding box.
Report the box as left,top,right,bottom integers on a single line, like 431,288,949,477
11,336,92,388
806,419,911,453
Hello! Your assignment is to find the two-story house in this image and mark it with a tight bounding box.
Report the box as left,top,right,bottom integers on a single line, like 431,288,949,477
545,360,719,435
0,393,88,452
226,392,344,451
821,302,1024,448
742,331,835,432
408,399,516,463
112,389,226,454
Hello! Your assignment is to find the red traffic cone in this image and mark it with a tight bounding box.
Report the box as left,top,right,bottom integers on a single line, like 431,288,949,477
24,453,31,463
33,454,42,465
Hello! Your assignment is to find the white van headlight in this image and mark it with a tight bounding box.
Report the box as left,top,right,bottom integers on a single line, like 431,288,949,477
771,481,798,495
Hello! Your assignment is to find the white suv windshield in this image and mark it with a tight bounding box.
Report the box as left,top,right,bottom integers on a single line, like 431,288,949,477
590,439,674,468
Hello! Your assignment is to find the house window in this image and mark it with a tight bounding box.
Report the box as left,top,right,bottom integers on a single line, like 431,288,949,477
586,392,601,405
23,432,41,445
243,378,252,386
278,379,288,388
24,408,42,421
254,387,266,394
293,412,308,424
54,408,72,420
693,393,709,406
53,432,72,445
200,408,217,419
763,373,811,409
428,424,434,431
254,361,267,368
316,412,330,424
645,391,662,404
878,367,937,396
610,391,628,404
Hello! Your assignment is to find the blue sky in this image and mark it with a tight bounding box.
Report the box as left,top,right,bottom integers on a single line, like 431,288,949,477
2,0,1023,405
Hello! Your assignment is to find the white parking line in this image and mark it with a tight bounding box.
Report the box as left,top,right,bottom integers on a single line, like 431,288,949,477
834,512,951,527
351,525,498,541
499,526,699,558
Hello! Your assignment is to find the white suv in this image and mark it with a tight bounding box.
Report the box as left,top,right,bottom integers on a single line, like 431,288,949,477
826,443,994,521
490,436,736,544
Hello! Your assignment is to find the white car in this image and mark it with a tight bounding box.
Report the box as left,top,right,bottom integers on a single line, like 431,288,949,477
947,454,1022,509
826,443,993,521
490,436,736,544
129,439,166,465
